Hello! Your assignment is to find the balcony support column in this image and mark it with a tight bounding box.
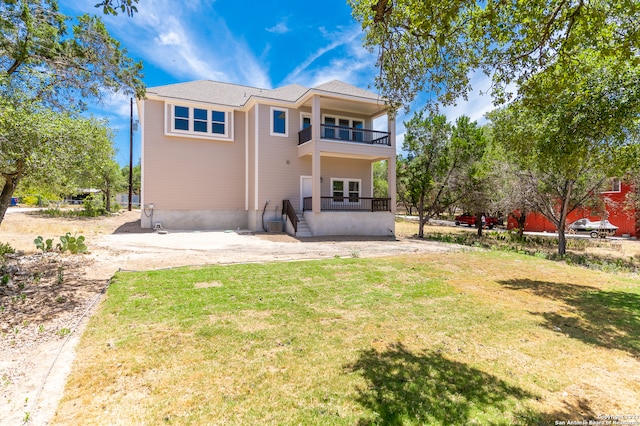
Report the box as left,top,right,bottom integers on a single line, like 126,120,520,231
387,113,397,214
312,95,322,213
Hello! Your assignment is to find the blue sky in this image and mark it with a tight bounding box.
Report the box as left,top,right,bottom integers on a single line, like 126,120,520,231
60,0,494,166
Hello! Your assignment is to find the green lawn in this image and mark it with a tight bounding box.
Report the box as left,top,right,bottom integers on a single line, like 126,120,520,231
54,251,640,425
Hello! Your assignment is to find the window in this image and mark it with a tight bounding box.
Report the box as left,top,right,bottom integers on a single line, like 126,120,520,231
193,108,208,133
339,118,350,140
331,178,361,203
212,110,225,134
301,115,311,129
174,106,189,131
348,181,360,202
332,180,344,202
169,105,231,139
271,107,288,136
353,120,363,142
323,117,336,139
611,178,621,192
322,115,366,141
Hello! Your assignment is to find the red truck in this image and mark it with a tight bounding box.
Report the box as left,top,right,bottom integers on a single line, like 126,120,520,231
454,213,499,229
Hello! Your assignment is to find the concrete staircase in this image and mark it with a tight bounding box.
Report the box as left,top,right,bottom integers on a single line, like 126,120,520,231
294,211,312,237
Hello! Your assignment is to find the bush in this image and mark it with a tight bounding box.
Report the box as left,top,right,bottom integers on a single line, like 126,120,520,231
82,194,106,217
22,195,39,206
0,242,15,258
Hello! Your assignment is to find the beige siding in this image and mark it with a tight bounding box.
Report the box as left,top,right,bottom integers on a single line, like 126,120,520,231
255,105,312,212
142,99,246,210
251,104,378,212
319,158,372,197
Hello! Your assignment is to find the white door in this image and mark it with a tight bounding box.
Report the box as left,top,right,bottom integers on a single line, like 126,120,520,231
300,176,312,210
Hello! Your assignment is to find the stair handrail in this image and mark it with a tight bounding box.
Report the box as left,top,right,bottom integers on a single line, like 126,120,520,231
282,199,298,233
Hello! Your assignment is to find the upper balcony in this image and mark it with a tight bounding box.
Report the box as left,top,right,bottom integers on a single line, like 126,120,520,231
298,124,391,147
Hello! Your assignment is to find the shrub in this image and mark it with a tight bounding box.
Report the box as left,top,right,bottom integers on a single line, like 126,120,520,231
0,242,15,257
22,195,39,206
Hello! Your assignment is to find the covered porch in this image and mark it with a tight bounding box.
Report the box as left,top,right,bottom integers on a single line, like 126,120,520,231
296,92,397,218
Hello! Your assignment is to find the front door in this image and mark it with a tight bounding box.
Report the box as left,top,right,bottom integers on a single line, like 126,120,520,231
300,176,312,210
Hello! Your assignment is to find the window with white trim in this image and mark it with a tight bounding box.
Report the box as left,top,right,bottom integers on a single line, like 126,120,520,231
301,113,311,130
211,110,226,135
168,104,231,139
331,178,361,203
193,108,208,133
174,106,189,131
271,107,288,136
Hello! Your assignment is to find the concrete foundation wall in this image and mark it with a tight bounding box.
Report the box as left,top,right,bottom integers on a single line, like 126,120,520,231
304,211,395,236
141,209,248,230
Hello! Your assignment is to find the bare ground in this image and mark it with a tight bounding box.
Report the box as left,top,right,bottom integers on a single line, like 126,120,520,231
0,209,457,425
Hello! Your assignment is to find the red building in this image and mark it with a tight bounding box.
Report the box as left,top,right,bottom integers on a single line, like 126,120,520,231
507,180,640,238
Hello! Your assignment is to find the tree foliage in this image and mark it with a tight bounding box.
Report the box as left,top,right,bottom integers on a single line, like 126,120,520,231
0,100,117,221
1,0,144,110
0,0,145,226
401,112,488,237
349,0,640,110
489,59,640,254
94,0,139,17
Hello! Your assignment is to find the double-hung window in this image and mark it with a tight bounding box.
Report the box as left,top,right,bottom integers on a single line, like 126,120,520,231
193,108,208,133
174,106,190,131
212,110,226,135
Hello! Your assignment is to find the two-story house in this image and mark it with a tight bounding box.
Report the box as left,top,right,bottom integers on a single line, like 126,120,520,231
138,80,396,237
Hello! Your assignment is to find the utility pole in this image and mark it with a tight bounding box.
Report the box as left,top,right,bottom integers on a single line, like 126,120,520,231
128,97,133,211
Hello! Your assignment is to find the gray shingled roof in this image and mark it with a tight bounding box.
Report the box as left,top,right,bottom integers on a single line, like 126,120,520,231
146,79,382,107
313,80,381,101
146,80,264,107
258,84,309,102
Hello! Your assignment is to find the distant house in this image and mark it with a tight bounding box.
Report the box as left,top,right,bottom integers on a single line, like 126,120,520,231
507,180,639,237
137,80,396,236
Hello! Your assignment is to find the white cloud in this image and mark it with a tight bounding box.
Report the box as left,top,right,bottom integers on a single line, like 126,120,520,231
283,25,377,89
266,18,291,34
95,0,270,88
438,71,515,124
156,31,182,46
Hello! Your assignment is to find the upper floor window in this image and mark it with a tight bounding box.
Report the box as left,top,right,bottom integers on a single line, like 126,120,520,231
322,115,365,141
212,111,226,135
610,178,621,192
168,104,231,140
271,107,288,137
301,114,311,130
193,108,208,133
174,106,189,131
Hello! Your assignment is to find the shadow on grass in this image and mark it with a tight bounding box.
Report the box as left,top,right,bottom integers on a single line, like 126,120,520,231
346,342,540,425
498,279,640,357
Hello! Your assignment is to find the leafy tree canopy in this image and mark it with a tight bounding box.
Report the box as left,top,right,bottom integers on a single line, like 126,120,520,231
1,0,144,111
350,0,640,110
94,0,139,17
0,99,117,221
489,57,640,254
